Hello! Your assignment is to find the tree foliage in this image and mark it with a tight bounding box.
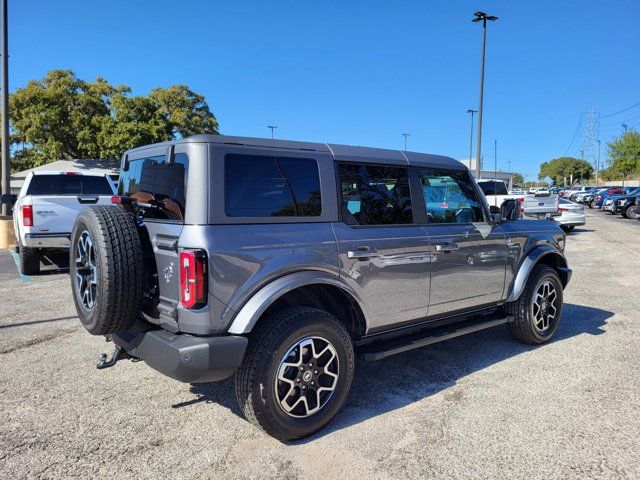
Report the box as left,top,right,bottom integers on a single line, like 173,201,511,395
605,131,640,180
538,156,593,184
511,172,525,186
9,70,219,171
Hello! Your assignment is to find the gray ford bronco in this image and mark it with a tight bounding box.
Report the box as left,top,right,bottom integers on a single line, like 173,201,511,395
70,135,571,440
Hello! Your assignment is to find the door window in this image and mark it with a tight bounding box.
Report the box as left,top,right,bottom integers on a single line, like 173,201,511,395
419,169,485,223
338,164,413,225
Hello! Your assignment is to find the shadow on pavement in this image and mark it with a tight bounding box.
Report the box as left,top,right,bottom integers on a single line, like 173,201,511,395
179,303,611,441
0,315,77,329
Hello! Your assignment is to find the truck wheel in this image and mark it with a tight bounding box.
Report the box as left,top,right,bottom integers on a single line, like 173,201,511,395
506,265,563,345
19,246,40,275
627,206,640,220
588,200,595,209
560,225,575,233
235,307,355,441
70,205,144,335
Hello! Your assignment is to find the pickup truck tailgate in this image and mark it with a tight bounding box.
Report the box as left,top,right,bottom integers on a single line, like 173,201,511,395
522,194,559,216
29,195,113,233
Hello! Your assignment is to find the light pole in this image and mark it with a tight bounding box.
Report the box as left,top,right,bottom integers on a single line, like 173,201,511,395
472,11,498,180
596,139,601,186
1,0,9,216
622,123,628,133
402,133,410,151
466,109,477,168
267,125,278,139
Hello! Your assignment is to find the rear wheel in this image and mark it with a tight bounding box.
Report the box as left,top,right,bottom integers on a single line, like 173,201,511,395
506,265,563,345
588,200,596,209
235,307,354,441
70,205,144,335
560,225,575,232
18,245,40,275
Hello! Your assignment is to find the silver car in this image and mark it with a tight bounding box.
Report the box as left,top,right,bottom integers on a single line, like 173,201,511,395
68,135,571,440
557,199,586,232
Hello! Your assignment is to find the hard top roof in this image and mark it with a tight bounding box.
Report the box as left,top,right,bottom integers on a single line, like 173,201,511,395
125,134,465,170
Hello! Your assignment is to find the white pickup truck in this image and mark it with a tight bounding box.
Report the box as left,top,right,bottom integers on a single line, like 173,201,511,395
13,171,116,275
477,179,559,218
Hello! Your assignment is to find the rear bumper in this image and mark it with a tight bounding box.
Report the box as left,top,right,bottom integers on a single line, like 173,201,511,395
24,232,71,248
113,323,248,383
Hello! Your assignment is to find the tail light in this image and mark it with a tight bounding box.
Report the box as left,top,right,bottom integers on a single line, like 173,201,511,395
518,197,525,212
111,196,121,204
22,205,33,227
179,250,207,309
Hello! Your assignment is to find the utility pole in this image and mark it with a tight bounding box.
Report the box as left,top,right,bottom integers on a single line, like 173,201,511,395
0,0,9,216
267,125,278,139
402,133,410,151
471,11,498,180
466,109,477,168
596,139,601,186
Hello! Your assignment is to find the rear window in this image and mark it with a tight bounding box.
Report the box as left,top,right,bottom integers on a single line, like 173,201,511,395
27,175,113,196
478,181,508,196
225,154,322,217
118,153,188,221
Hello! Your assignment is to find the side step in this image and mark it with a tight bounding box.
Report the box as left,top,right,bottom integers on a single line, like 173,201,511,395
359,316,511,361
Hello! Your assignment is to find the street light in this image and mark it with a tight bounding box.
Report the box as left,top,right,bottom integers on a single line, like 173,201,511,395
471,11,498,180
466,109,477,169
402,133,411,151
622,123,628,132
267,125,278,139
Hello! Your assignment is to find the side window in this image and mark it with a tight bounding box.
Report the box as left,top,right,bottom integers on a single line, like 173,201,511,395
225,154,322,217
117,154,188,221
419,169,484,223
338,164,413,225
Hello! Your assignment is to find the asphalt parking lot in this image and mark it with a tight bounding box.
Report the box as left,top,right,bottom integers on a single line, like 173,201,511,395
1,211,639,479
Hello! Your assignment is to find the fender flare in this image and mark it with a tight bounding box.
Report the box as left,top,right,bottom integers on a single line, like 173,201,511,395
506,245,571,302
227,271,370,334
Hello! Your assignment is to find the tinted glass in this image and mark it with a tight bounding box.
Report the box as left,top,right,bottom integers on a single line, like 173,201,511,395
118,153,188,221
338,164,412,225
225,154,321,217
419,169,484,223
27,175,113,195
478,181,508,195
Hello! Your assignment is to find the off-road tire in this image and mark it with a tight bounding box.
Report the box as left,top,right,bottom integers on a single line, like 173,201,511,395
235,307,355,441
506,265,563,345
19,245,40,275
70,205,144,335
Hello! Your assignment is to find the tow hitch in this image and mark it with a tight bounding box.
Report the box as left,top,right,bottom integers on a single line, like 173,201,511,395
96,341,137,370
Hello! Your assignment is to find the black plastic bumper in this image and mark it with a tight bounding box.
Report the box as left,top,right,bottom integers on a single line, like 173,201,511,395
112,324,248,383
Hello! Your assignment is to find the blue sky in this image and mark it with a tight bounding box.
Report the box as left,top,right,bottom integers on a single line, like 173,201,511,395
10,0,640,180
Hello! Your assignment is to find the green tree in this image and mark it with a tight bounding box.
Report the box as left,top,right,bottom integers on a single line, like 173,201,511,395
9,70,219,172
538,156,593,184
606,131,640,181
511,172,525,186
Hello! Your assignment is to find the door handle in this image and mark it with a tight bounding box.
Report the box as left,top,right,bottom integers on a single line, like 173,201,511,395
347,248,379,259
435,242,459,253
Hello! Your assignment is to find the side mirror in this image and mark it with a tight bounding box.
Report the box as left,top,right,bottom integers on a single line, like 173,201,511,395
500,199,522,221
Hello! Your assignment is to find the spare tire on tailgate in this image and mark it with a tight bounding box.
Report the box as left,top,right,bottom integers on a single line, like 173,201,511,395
70,205,144,335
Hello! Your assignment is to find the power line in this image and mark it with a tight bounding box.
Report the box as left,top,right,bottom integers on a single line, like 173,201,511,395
564,115,583,156
601,101,640,119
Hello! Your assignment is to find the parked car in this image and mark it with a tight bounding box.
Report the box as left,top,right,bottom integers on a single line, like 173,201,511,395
568,186,599,202
69,135,571,440
12,171,116,275
625,196,640,220
556,199,586,232
573,187,606,204
593,187,627,208
604,187,640,214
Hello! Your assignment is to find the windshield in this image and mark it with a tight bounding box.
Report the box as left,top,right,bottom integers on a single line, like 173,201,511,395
478,181,508,196
27,175,113,195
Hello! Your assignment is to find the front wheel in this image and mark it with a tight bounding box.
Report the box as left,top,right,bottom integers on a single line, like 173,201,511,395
627,205,640,220
506,265,564,345
235,307,354,441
